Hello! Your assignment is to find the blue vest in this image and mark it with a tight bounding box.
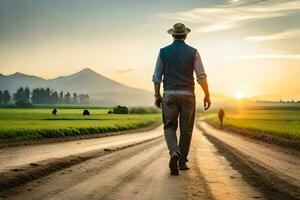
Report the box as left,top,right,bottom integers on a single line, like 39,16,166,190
160,40,196,92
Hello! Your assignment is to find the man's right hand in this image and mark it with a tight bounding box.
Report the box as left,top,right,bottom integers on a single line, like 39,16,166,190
155,95,162,109
203,96,211,110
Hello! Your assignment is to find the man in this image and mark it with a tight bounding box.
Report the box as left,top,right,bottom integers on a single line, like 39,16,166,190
152,23,211,175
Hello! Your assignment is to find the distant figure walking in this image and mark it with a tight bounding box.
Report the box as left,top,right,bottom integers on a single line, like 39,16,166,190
152,23,211,175
218,109,225,129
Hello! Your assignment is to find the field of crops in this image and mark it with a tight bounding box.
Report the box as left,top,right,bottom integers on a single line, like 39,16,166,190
0,108,161,142
205,109,300,140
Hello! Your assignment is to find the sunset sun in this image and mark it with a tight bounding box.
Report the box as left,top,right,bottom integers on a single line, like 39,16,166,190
234,91,246,100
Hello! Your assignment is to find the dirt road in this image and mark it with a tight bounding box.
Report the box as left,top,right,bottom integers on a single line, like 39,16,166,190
0,126,163,173
1,126,265,200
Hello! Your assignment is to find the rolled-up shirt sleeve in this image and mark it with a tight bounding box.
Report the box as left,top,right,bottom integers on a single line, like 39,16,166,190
152,51,164,84
194,50,207,84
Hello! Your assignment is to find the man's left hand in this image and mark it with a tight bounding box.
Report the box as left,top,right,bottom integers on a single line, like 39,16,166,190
204,96,211,110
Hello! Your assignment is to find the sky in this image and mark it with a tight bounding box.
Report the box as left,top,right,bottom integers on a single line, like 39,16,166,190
0,0,299,100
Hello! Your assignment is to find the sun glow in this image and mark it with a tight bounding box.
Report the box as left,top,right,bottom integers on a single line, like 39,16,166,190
234,91,246,100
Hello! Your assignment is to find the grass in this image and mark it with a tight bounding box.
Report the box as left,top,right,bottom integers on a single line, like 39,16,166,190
0,108,161,142
205,109,300,140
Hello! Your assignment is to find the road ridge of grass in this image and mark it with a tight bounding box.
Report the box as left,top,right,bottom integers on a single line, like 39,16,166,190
0,135,163,193
204,120,300,152
0,122,161,148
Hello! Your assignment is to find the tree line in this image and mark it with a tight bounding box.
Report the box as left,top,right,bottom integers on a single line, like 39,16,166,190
0,87,89,106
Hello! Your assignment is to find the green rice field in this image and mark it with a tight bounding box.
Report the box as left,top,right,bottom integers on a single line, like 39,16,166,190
205,109,300,140
0,108,161,142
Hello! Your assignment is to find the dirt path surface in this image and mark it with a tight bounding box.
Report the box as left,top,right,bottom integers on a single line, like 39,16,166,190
1,126,264,200
0,126,163,173
198,121,300,199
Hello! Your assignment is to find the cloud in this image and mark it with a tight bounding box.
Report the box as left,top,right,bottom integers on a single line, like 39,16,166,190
245,29,300,41
158,0,300,32
115,68,134,74
232,54,300,59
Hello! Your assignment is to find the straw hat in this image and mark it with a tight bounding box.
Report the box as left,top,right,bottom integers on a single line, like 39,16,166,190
167,23,191,35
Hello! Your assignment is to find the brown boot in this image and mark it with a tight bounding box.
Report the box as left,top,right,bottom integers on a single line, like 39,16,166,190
169,152,179,175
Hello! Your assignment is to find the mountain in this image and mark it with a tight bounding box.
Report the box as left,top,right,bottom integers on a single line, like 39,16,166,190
0,72,46,92
0,68,153,106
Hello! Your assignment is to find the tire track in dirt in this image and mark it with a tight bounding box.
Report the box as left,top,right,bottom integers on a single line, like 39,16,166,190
198,121,300,200
106,137,214,200
1,135,214,200
1,138,164,200
193,127,264,200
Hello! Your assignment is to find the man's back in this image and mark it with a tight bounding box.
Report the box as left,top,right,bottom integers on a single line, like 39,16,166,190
160,40,196,92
